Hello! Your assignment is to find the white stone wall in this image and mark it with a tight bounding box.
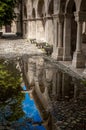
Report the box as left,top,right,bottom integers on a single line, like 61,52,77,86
36,20,45,41
46,19,54,45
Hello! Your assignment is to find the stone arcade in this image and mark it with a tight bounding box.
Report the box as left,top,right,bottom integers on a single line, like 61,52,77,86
15,0,86,130
16,0,86,68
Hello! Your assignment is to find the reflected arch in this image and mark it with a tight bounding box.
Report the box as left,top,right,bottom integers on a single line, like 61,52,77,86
37,0,45,17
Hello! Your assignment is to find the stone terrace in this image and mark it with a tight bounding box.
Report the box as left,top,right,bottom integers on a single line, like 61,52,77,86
0,35,45,59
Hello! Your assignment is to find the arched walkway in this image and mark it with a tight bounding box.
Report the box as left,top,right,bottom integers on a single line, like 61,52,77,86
63,0,77,61
67,0,77,58
72,0,86,68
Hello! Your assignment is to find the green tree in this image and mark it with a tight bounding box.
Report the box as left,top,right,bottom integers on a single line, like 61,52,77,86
0,0,17,26
0,59,22,101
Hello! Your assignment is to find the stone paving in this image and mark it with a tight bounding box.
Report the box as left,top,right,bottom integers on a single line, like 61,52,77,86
0,36,45,59
49,98,86,130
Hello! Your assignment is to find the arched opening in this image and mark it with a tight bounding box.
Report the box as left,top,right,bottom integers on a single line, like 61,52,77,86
37,0,45,17
60,0,66,13
24,5,27,18
48,0,54,15
32,8,36,18
66,0,77,59
80,0,86,11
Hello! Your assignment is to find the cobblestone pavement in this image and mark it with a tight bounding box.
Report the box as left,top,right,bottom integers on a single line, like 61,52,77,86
0,36,45,59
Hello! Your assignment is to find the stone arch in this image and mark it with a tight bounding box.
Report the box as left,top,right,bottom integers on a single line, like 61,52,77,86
24,4,27,18
48,0,54,15
37,0,45,17
65,0,77,13
59,0,66,13
65,0,77,58
32,8,36,18
80,0,86,11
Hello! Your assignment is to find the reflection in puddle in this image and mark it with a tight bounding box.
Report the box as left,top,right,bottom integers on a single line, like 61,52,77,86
0,59,46,130
19,86,46,130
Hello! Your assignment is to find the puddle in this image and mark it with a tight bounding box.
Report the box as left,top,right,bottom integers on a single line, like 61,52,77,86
0,59,46,130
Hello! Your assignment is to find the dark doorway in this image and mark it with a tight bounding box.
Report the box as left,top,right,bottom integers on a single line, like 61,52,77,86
5,25,11,32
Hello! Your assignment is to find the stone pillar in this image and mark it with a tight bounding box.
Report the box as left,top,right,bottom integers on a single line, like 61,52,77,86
26,20,30,39
62,73,70,99
45,17,49,43
52,15,58,59
57,71,62,99
82,22,86,33
74,84,79,99
72,12,85,68
63,14,72,61
57,14,63,60
52,70,57,96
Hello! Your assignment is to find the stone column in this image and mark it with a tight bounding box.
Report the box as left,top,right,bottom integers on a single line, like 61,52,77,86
52,14,58,59
26,20,30,39
72,12,85,68
57,71,62,99
52,70,58,96
74,84,79,99
45,16,49,43
62,73,70,99
57,14,63,60
63,13,72,61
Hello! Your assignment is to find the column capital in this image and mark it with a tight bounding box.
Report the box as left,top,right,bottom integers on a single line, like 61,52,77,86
35,17,43,20
52,14,58,19
74,11,86,22
45,15,53,20
64,13,73,18
53,13,64,23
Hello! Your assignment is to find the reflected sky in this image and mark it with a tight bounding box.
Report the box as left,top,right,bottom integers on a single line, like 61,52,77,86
19,86,46,130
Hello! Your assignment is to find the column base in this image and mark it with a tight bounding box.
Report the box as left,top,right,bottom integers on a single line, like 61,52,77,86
72,51,85,68
52,47,63,60
52,49,57,60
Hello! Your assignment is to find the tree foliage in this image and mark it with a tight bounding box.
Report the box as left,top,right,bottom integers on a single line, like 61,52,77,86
0,59,22,101
0,0,17,26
